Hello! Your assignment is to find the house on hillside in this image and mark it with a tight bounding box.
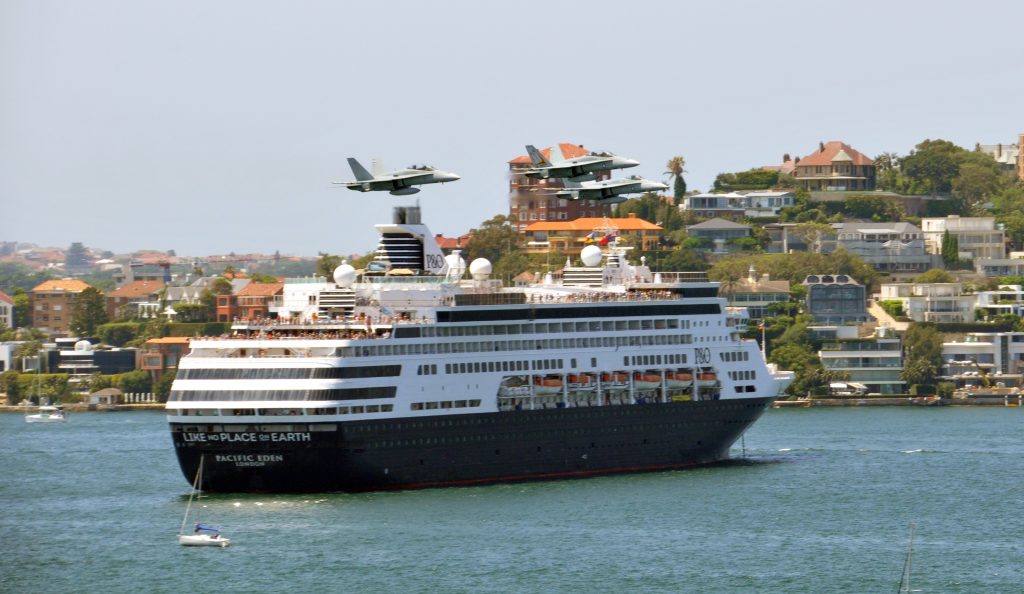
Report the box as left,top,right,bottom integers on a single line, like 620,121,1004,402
685,218,752,253
832,221,939,277
523,214,663,253
793,141,876,192
105,280,164,321
920,216,1006,262
0,290,12,329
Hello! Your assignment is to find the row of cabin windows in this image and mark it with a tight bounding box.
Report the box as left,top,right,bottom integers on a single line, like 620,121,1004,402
174,405,395,417
720,351,750,362
420,318,684,338
410,399,482,411
626,353,687,366
339,333,692,358
416,364,438,375
447,359,565,375
734,385,758,393
728,370,757,381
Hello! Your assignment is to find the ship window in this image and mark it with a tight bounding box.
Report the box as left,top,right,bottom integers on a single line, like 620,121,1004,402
351,406,364,414
411,403,422,411
469,399,481,407
425,402,438,410
366,405,380,413
571,358,577,368
382,405,393,412
339,407,350,414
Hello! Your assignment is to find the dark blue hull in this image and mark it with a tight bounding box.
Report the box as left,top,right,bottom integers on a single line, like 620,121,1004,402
169,396,774,492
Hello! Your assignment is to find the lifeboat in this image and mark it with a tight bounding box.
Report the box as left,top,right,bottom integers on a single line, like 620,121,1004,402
568,374,596,392
532,376,563,395
696,371,718,386
666,370,693,388
632,371,662,390
600,372,629,391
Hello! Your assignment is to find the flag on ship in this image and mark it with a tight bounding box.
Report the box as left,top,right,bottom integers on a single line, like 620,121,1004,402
583,230,600,244
598,232,618,246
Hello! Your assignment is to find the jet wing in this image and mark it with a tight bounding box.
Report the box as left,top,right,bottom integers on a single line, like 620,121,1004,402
543,158,614,178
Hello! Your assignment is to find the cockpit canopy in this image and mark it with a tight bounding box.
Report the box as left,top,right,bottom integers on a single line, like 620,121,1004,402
407,164,436,171
589,151,615,157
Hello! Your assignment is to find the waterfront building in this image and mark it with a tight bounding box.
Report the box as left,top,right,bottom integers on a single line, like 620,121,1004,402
974,252,1024,277
29,279,92,337
831,221,939,277
819,328,904,394
877,283,974,323
941,332,1024,389
0,290,12,329
0,341,18,372
523,214,662,253
920,216,1006,262
139,336,191,381
803,274,869,325
792,141,876,192
42,338,137,378
508,143,612,232
105,280,164,321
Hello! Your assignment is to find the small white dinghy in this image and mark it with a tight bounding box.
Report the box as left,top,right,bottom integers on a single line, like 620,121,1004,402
178,455,231,547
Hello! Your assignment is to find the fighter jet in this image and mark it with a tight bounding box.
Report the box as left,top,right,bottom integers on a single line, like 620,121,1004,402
554,176,668,204
522,145,640,182
334,158,461,196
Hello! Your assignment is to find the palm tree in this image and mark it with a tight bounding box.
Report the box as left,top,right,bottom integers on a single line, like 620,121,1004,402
664,156,687,206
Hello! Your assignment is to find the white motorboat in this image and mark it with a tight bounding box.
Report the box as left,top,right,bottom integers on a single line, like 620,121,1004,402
178,455,230,547
25,405,67,423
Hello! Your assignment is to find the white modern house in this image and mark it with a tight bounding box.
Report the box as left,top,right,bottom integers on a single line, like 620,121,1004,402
920,216,1006,261
877,283,975,323
682,190,795,219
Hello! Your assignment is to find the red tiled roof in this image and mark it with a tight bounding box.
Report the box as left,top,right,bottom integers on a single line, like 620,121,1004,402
435,233,473,250
0,290,12,304
524,217,662,232
107,280,165,298
32,279,91,293
509,143,591,164
797,141,874,167
235,282,283,297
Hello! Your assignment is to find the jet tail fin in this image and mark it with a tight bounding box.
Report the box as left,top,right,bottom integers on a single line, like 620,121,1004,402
525,145,552,167
347,158,375,181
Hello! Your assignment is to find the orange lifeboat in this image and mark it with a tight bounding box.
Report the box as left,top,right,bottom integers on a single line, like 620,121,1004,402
696,371,718,386
568,374,596,392
633,371,661,389
666,370,693,388
533,376,562,395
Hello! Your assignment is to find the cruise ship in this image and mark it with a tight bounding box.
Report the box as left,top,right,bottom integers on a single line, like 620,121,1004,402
167,206,794,492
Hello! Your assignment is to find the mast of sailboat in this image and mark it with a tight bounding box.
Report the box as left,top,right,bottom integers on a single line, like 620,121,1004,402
897,522,915,594
178,455,204,536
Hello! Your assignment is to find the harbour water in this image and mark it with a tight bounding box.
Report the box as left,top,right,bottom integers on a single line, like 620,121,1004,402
1,407,1020,593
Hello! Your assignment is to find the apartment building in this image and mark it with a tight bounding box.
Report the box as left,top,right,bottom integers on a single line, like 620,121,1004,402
832,221,939,276
508,144,612,231
819,329,904,394
29,279,92,337
682,190,796,219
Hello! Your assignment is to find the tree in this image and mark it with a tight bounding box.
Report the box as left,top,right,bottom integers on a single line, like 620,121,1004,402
12,288,30,328
913,268,955,284
665,156,687,205
65,242,89,268
940,231,959,267
316,252,342,278
154,370,176,402
902,323,944,373
901,357,937,387
70,286,108,337
901,139,963,195
1,370,21,405
465,214,520,265
952,155,1007,213
791,222,833,254
117,370,152,394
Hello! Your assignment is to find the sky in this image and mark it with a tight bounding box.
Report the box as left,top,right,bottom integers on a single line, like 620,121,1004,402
1,0,1022,258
